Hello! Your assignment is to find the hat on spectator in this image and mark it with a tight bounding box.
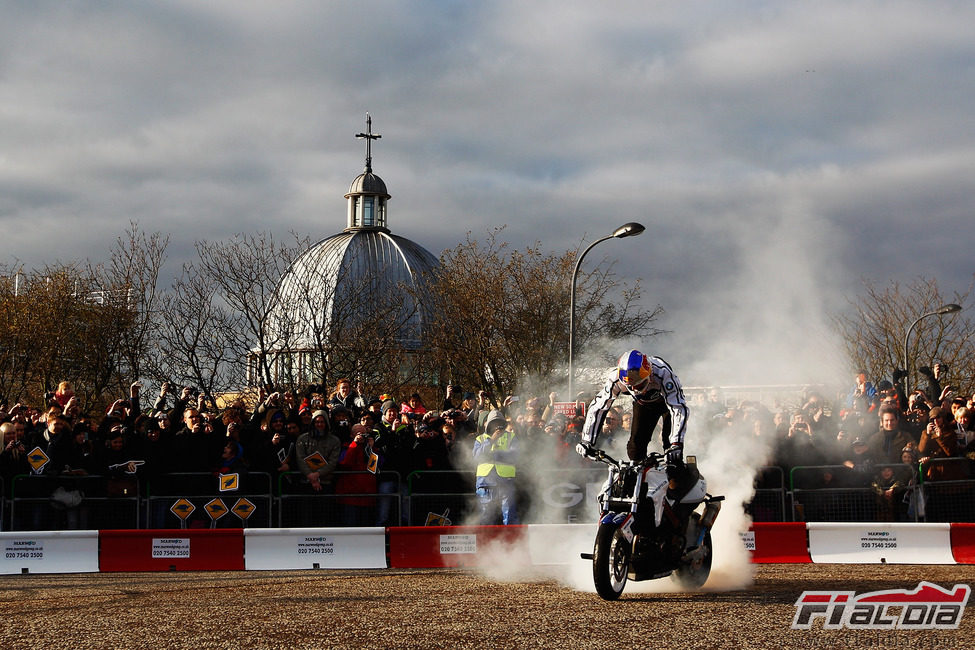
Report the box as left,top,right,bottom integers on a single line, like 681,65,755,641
484,409,506,432
877,380,893,392
311,409,328,421
330,404,350,416
381,399,397,414
929,406,947,419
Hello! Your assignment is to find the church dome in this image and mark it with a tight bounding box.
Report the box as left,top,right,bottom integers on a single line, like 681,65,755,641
267,114,439,356
272,229,438,350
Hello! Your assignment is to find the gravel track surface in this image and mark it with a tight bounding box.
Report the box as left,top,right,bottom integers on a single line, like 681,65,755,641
1,564,972,649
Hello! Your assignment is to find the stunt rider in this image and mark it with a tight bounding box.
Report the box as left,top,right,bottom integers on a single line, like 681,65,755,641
577,349,693,495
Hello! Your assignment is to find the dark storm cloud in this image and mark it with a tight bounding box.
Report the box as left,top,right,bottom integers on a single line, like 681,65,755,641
1,1,972,384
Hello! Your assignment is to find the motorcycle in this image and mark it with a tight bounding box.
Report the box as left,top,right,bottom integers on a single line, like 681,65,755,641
577,446,723,600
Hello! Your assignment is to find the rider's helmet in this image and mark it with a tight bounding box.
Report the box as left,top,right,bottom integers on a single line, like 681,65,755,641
616,349,652,392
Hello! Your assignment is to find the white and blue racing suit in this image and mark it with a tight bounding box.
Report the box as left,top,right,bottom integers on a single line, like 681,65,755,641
580,355,688,462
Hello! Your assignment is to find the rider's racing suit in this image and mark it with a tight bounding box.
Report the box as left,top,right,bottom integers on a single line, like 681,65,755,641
579,355,688,462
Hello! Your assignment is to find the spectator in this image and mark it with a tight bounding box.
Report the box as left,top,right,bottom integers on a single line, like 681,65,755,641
777,411,827,471
866,406,916,464
473,410,519,525
918,406,964,481
336,423,377,526
0,421,30,491
328,378,362,421
847,372,878,414
872,463,910,521
294,410,341,493
399,392,427,419
217,439,248,475
372,401,410,526
169,408,219,473
330,405,354,444
840,438,875,487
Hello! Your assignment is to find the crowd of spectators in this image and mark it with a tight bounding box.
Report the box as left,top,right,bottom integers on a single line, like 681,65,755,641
0,379,596,526
2,361,973,527
700,363,975,521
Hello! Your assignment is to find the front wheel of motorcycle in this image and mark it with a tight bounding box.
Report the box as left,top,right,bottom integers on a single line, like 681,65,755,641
593,522,630,600
672,514,712,590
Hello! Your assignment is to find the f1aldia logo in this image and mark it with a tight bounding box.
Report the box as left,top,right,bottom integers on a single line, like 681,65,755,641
792,581,970,630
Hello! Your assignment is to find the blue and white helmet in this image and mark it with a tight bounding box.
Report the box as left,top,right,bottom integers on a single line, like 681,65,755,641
616,349,652,393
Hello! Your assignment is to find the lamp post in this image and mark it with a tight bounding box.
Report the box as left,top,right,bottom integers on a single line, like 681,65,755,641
568,222,645,400
902,303,962,397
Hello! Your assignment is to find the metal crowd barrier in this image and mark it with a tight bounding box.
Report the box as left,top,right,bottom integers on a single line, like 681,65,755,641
918,458,975,523
146,471,274,528
9,459,975,530
9,474,140,531
277,470,402,528
748,466,787,523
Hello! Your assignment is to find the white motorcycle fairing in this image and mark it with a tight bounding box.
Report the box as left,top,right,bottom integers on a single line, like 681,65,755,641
643,466,669,527
680,476,708,504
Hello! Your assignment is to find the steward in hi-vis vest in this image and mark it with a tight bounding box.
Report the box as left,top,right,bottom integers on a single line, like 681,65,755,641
472,409,519,525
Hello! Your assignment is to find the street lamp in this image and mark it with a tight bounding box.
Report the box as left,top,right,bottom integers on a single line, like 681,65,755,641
568,222,646,399
902,303,962,397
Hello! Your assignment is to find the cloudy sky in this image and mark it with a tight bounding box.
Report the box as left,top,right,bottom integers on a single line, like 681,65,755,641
2,1,972,387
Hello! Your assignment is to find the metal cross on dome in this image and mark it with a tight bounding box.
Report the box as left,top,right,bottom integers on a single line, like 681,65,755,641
356,113,382,173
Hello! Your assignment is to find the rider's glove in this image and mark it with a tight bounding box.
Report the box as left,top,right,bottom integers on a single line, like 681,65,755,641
576,442,593,457
666,443,684,466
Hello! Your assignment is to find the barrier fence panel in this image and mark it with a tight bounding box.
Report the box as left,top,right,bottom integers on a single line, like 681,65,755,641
919,480,975,523
747,466,786,522
145,472,274,528
278,493,401,528
277,471,401,528
10,474,139,531
792,488,880,522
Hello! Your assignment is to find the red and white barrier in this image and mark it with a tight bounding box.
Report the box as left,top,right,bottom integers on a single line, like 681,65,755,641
0,530,99,575
388,525,529,568
806,522,954,564
747,523,811,563
244,527,386,570
99,529,245,572
4,523,975,574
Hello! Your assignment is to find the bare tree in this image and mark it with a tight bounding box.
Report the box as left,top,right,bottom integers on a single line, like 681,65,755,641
155,262,242,402
194,232,307,390
833,275,974,393
92,222,169,390
420,228,663,399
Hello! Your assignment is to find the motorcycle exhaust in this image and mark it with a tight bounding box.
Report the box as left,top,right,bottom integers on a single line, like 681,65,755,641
695,496,723,547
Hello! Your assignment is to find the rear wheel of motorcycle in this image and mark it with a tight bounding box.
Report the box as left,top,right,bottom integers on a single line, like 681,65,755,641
672,514,712,589
593,522,630,600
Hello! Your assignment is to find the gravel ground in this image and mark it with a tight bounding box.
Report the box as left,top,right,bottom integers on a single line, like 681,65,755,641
0,564,972,649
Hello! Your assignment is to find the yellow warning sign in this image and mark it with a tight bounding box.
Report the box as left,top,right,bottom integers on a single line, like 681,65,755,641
27,446,50,473
219,473,239,492
204,498,228,520
231,498,256,520
303,452,327,471
170,498,195,520
425,508,452,526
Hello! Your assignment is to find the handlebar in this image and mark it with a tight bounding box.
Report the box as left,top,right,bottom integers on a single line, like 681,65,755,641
576,444,664,469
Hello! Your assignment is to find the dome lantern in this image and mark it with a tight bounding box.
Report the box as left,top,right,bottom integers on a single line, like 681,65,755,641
344,113,391,232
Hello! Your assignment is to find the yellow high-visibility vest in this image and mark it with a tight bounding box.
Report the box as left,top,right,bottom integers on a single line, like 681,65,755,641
475,431,516,478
